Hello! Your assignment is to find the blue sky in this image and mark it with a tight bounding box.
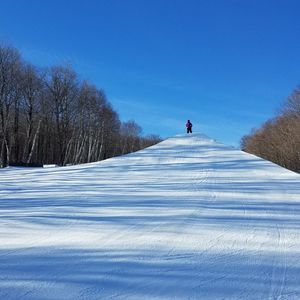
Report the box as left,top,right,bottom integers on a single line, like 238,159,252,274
1,0,300,146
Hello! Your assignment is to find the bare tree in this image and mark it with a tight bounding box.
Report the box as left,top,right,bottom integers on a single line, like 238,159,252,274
44,65,78,165
0,45,22,167
242,86,300,173
282,86,300,117
120,120,142,155
19,63,42,163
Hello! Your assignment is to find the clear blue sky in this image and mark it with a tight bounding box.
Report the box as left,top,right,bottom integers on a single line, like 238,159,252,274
1,0,300,146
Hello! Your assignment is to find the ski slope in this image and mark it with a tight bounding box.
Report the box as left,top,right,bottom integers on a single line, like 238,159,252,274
1,133,300,299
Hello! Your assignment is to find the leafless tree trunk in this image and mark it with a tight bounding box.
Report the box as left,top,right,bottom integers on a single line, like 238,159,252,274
27,119,41,164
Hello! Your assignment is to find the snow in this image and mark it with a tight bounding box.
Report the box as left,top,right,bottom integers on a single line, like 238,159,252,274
0,133,300,299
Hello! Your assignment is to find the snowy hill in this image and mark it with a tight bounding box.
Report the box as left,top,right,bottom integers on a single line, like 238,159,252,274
1,133,300,299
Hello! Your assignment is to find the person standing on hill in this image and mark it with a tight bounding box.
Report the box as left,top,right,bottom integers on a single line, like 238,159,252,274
186,120,193,133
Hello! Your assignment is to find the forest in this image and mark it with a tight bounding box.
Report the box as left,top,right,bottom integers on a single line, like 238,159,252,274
241,86,300,173
0,44,161,167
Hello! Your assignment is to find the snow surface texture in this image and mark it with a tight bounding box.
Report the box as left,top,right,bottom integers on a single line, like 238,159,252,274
1,133,300,300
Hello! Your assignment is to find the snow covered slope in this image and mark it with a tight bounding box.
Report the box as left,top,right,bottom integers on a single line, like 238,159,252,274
1,133,300,300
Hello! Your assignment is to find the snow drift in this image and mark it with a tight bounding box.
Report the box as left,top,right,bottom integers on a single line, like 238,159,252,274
0,133,300,299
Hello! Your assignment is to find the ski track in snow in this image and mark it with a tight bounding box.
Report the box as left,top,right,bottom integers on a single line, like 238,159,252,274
0,133,300,300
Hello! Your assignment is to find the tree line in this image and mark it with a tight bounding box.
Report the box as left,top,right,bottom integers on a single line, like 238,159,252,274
241,86,300,173
0,44,161,167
